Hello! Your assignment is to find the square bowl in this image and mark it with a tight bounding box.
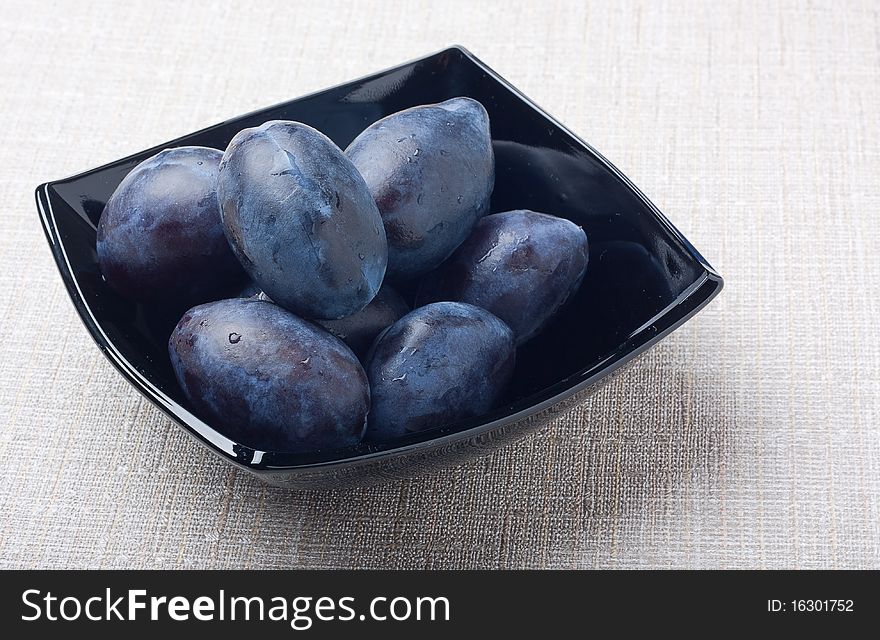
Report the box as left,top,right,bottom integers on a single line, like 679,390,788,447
36,46,723,488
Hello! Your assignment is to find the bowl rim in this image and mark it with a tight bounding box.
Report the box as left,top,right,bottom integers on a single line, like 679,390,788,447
35,45,723,474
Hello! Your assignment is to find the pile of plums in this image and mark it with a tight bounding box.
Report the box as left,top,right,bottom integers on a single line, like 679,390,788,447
97,97,589,453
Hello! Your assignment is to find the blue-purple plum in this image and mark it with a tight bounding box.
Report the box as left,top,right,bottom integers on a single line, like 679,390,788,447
346,97,494,280
317,285,409,358
168,298,369,452
417,210,589,344
366,302,515,441
235,280,263,299
96,146,244,304
218,121,387,320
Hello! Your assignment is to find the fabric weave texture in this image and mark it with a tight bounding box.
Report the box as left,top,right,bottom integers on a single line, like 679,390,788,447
0,0,877,569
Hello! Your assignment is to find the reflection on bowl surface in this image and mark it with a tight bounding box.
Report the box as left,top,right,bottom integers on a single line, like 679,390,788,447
36,46,721,488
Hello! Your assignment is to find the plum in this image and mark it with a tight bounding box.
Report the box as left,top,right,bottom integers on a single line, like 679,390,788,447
366,301,515,441
235,280,273,302
346,97,494,280
168,298,369,452
316,285,409,358
235,280,263,299
417,210,589,344
96,146,244,305
218,120,387,320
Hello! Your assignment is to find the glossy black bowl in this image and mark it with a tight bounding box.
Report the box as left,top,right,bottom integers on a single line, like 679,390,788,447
36,46,722,488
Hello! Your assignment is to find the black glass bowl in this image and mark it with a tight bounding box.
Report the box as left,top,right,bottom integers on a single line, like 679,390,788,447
36,46,722,488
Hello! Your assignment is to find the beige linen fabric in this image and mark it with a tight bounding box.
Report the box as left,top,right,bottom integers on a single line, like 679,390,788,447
0,0,878,569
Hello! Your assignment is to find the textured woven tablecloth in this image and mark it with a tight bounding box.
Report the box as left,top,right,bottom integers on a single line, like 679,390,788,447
1,0,877,569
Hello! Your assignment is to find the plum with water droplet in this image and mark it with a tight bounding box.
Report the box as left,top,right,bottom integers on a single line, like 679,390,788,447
97,146,245,305
365,302,515,441
218,120,387,320
346,97,494,280
168,298,369,452
417,209,589,344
